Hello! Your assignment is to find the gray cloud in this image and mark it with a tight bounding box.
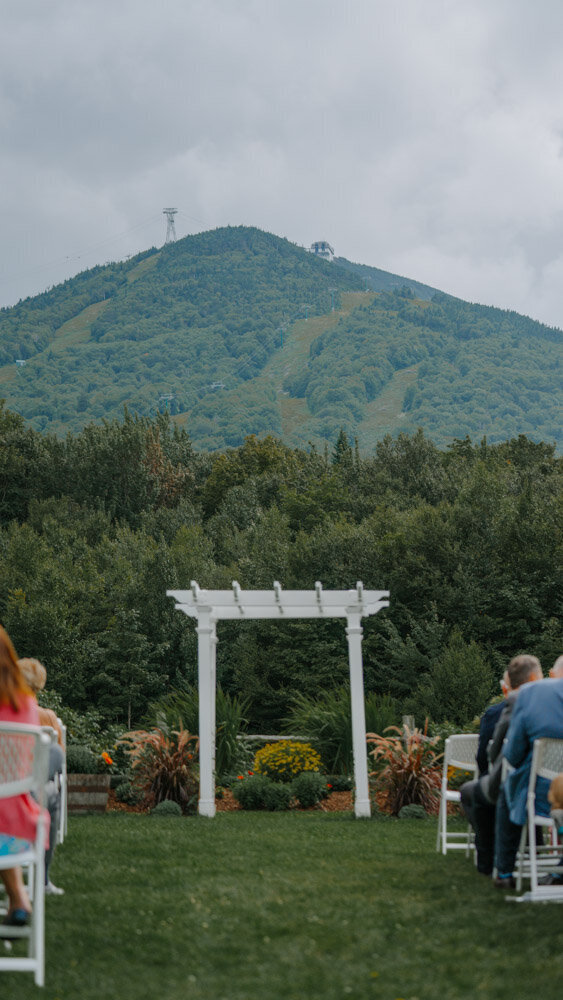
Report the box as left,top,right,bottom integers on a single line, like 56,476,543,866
2,0,563,329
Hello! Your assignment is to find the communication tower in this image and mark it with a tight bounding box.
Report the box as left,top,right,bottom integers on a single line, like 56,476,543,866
163,208,178,243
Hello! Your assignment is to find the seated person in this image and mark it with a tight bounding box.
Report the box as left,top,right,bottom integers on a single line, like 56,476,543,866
460,654,542,875
0,627,50,927
495,659,563,887
17,657,65,897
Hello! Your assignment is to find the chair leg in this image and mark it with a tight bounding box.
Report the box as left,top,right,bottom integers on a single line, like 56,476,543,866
441,797,448,855
516,823,528,892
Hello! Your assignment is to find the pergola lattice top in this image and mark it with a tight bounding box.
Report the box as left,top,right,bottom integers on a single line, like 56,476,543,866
167,580,389,621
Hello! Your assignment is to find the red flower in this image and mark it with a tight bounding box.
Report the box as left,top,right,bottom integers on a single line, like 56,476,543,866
237,775,244,780
248,770,253,776
327,783,332,789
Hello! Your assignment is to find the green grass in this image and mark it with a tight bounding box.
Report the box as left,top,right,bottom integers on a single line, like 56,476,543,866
5,813,563,999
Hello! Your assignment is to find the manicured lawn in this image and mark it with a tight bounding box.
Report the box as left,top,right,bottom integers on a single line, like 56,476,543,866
4,811,563,999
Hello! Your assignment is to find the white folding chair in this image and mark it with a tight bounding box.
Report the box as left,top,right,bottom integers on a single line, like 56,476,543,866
58,721,67,845
436,734,479,855
0,722,53,986
513,737,563,902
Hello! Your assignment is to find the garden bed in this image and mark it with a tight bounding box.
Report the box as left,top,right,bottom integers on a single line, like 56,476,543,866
107,788,354,814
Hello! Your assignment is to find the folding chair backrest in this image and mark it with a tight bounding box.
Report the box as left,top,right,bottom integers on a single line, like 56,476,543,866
437,734,479,855
0,723,50,802
532,737,563,783
444,734,479,772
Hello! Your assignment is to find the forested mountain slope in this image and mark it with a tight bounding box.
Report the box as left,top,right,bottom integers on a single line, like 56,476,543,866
0,226,561,451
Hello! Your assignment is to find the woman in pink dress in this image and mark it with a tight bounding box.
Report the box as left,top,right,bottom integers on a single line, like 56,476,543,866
0,625,49,926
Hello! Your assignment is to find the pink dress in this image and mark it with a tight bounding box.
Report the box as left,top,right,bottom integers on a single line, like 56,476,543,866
0,694,50,844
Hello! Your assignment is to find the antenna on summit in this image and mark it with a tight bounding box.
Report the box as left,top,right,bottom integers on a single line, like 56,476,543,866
163,208,178,244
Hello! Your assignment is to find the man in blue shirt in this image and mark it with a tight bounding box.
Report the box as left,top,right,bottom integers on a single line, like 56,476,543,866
494,658,563,887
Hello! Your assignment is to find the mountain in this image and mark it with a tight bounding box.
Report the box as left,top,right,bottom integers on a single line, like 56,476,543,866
0,225,561,451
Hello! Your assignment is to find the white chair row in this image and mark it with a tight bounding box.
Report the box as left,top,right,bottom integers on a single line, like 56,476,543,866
436,730,563,903
0,722,55,987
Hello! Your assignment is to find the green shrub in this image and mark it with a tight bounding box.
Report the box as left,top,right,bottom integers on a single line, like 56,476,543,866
291,771,329,808
110,773,128,789
253,740,322,783
39,688,127,759
410,630,494,726
66,745,98,774
151,799,182,816
115,781,143,806
147,685,249,780
398,804,428,819
285,689,400,774
232,774,292,811
368,724,442,816
263,782,292,812
325,774,353,792
120,726,199,815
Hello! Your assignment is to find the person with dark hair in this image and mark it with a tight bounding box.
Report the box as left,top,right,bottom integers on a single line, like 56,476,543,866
494,657,563,887
460,654,542,876
0,626,50,926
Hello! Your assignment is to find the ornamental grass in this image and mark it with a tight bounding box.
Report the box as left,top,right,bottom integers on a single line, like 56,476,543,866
120,725,199,814
367,723,442,816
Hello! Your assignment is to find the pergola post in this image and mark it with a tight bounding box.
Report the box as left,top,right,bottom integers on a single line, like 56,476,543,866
197,610,216,817
346,612,371,818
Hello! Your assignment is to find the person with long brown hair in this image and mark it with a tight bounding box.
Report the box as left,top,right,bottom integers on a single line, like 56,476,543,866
0,625,50,926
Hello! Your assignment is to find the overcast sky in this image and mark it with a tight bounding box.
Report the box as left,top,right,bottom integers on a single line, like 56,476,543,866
3,0,563,330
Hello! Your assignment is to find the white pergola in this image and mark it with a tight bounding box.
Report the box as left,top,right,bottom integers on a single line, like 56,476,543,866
166,581,389,818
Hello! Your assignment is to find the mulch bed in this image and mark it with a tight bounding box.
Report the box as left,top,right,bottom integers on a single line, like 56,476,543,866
107,788,354,814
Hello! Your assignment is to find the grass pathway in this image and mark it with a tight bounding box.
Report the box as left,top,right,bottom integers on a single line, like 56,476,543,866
5,812,562,1000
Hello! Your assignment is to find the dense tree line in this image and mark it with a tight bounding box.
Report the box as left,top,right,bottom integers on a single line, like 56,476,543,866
0,402,560,730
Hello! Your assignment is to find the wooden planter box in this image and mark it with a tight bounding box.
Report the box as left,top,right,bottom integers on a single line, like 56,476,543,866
67,773,111,814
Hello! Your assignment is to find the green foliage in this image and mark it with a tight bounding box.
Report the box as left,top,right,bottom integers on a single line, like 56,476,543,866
115,781,143,806
0,226,560,453
121,726,199,814
398,803,428,819
411,630,494,727
147,684,250,780
151,799,183,816
253,740,322,783
325,774,354,792
285,688,401,775
66,745,98,774
0,228,360,446
231,773,292,811
368,725,442,816
291,770,329,808
0,403,560,740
